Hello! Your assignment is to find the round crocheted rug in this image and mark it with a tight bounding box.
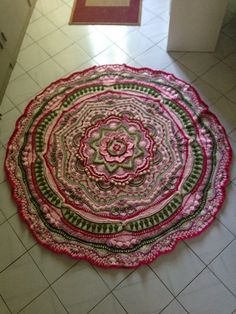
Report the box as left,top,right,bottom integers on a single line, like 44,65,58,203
5,64,232,268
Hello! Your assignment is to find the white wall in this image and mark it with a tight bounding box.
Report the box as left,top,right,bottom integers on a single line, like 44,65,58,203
167,0,228,51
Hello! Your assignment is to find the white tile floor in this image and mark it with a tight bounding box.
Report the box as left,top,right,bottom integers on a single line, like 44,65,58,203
0,0,236,313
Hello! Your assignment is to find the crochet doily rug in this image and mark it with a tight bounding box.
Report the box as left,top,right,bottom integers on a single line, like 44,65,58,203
5,64,232,268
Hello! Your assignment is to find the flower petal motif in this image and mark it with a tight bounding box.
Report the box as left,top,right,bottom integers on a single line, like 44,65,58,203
78,116,154,183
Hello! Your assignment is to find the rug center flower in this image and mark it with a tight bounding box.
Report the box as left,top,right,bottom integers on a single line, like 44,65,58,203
79,116,154,184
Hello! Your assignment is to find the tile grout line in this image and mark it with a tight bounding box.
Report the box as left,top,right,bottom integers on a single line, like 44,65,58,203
158,297,190,314
110,291,129,314
26,14,61,41
183,237,236,296
92,266,140,313
23,250,72,313
149,261,208,299
0,250,27,275
215,216,236,239
86,291,113,314
174,298,190,314
184,231,235,268
17,286,70,314
4,217,72,312
34,1,65,18
148,264,176,298
207,265,236,299
207,238,236,297
0,294,12,314
148,265,192,313
16,286,50,314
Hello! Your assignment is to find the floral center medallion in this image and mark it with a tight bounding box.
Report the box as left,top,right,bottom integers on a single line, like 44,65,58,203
79,116,155,184
5,65,232,268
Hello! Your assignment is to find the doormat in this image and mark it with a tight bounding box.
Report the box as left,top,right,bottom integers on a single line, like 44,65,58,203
70,0,142,25
5,64,232,268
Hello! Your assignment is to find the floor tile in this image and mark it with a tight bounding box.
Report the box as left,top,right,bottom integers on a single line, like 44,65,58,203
223,18,236,39
77,30,113,57
53,43,91,73
0,222,25,272
0,95,14,116
210,96,236,133
16,98,32,114
30,244,77,284
0,108,21,145
94,44,130,65
95,268,133,290
135,44,174,69
19,288,67,314
74,59,98,73
0,296,10,314
97,25,137,42
227,86,236,103
9,63,25,82
53,262,110,314
178,52,219,76
60,24,95,41
29,8,42,24
161,299,187,314
177,268,236,314
158,9,170,23
192,78,222,106
125,59,142,68
165,61,197,83
228,0,236,13
0,209,6,225
143,0,170,16
29,59,65,88
217,184,236,236
27,16,57,41
202,62,236,93
150,242,205,296
5,73,40,106
139,16,169,43
20,33,34,51
0,253,48,313
0,181,17,218
185,220,234,264
18,43,49,71
62,0,73,7
224,51,236,71
214,34,236,60
38,29,73,57
116,30,154,59
46,4,71,28
9,214,36,250
230,129,236,142
35,0,64,15
209,239,236,295
113,267,173,314
222,10,235,27
139,7,157,25
89,293,126,314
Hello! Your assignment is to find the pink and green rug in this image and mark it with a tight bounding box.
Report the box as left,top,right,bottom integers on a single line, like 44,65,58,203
5,64,232,268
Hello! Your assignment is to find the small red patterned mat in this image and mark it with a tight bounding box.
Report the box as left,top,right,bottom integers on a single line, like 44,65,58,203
70,0,142,25
5,65,232,268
